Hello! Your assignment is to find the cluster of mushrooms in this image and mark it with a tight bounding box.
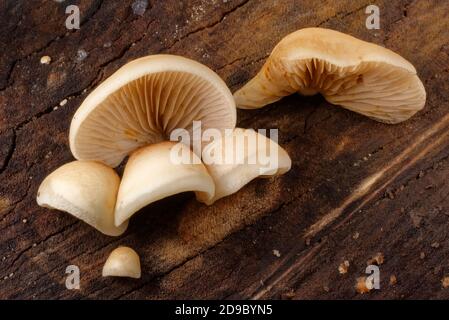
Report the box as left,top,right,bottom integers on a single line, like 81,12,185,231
37,28,426,279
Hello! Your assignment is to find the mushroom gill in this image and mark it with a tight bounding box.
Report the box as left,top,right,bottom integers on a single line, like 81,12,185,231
70,55,236,167
234,28,426,124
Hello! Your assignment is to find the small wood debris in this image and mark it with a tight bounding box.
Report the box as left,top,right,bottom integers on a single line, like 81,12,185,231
352,232,360,240
420,252,425,259
410,211,422,228
22,219,27,224
305,238,311,246
40,55,51,64
338,260,350,274
76,49,88,62
418,170,425,178
281,289,295,299
131,0,148,16
386,189,395,199
355,277,371,294
323,285,330,292
272,249,281,257
442,276,449,288
431,242,440,248
389,275,397,285
367,252,384,265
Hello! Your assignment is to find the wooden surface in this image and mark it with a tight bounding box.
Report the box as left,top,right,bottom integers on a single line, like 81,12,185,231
1,0,449,299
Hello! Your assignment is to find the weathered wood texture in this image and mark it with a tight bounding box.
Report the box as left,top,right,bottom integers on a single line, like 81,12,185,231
1,0,449,299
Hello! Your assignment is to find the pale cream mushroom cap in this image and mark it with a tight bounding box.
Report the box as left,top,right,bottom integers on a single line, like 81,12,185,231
234,28,426,124
102,246,141,279
36,161,128,236
115,141,215,226
197,128,291,205
70,54,236,167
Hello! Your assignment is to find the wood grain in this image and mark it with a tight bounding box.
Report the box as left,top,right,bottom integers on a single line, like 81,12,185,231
0,0,448,299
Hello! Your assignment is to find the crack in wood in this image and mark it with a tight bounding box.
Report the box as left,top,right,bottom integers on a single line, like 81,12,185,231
0,0,106,93
0,130,16,175
165,0,251,52
6,221,80,275
317,2,372,27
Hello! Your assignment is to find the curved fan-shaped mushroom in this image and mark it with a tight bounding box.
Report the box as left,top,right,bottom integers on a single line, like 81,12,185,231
70,54,236,167
115,141,215,226
234,28,426,124
37,161,128,236
197,128,291,205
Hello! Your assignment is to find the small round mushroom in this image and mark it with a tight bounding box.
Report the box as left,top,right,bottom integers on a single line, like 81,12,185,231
70,54,236,167
102,246,141,279
37,161,128,236
114,141,215,226
234,28,426,124
197,128,291,205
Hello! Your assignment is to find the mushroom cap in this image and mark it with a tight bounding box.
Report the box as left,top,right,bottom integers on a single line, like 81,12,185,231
36,161,128,236
70,54,236,167
234,28,426,124
102,246,141,279
115,141,215,226
197,128,291,205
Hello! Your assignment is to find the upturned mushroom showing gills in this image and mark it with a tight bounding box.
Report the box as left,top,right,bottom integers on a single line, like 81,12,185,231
234,28,426,124
102,246,141,279
114,141,215,226
197,128,291,205
36,161,128,236
69,54,236,167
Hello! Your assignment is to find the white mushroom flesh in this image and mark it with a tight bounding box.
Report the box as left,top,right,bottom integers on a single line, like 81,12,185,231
115,141,215,226
37,161,128,236
102,246,141,278
70,55,236,167
234,28,426,124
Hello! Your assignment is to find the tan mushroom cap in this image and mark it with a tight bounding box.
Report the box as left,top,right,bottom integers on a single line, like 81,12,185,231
234,28,426,124
115,141,215,226
70,54,236,167
36,161,128,236
102,246,141,278
197,128,291,205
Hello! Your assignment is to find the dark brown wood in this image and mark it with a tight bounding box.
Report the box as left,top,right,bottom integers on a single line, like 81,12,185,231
1,0,449,299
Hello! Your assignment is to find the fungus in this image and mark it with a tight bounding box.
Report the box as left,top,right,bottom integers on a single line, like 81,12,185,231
234,28,426,124
197,128,291,204
102,246,141,278
69,54,236,167
37,161,127,236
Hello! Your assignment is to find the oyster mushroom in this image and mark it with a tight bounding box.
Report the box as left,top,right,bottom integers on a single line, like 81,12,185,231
114,141,214,226
197,128,291,205
70,54,236,167
234,28,426,124
37,161,127,236
102,246,141,278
